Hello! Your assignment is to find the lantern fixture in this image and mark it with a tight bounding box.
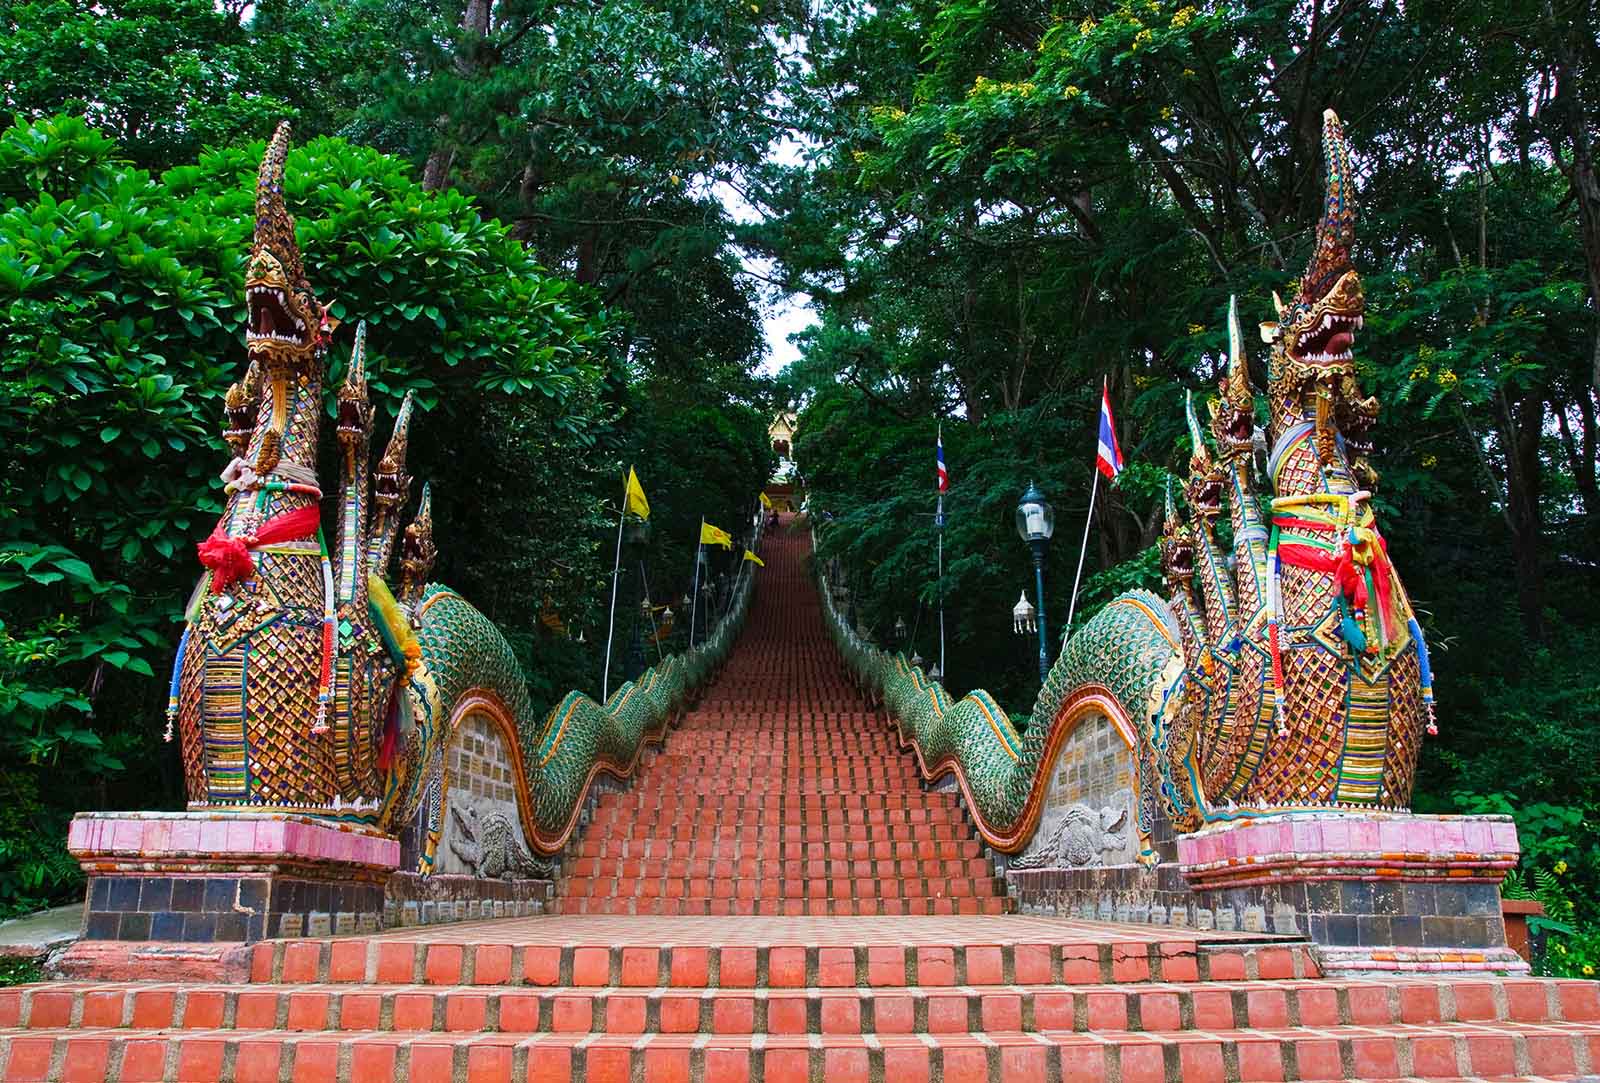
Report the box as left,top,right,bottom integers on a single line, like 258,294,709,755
1012,591,1037,635
1015,480,1055,544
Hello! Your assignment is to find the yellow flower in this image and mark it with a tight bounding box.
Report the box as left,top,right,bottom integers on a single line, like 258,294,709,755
1064,85,1082,99
1436,369,1458,390
1556,860,1569,875
1586,965,1596,976
1187,323,1205,335
1171,5,1196,27
1133,28,1153,48
1409,363,1430,381
1182,68,1196,78
1421,454,1437,469
1160,106,1173,120
1079,15,1097,33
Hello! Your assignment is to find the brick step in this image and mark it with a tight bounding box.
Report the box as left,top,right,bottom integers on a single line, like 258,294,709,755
624,772,925,788
575,839,986,861
562,856,992,879
582,809,970,831
243,937,1315,987
594,793,957,813
582,822,973,842
18,978,1597,1036
549,896,1014,916
556,875,1005,901
646,751,908,761
7,1023,1599,1083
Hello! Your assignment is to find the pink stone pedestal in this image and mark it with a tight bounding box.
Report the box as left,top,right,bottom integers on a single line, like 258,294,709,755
67,811,399,943
1177,811,1528,975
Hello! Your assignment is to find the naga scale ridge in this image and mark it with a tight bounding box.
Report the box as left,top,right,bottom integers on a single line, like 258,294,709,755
822,110,1436,859
169,125,753,867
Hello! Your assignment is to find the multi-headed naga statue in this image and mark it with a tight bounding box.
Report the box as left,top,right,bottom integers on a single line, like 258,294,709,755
169,125,720,869
832,110,1436,858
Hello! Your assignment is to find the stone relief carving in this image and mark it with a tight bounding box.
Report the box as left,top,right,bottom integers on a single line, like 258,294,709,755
445,801,553,880
1011,801,1130,870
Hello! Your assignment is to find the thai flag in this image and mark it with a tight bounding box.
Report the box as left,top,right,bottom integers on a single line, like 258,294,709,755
936,427,949,492
1096,381,1123,480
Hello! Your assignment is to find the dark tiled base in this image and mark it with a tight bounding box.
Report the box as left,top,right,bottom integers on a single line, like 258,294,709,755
1007,861,1512,956
83,873,385,943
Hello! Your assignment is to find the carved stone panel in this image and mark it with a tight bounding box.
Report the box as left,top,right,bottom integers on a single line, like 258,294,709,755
1015,710,1139,868
436,712,538,879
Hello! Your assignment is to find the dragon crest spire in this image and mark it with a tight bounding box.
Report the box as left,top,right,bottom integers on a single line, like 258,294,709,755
1300,109,1356,310
1183,389,1223,522
336,321,374,461
1209,295,1256,459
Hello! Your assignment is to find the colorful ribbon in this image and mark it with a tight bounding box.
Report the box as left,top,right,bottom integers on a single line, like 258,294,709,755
196,504,321,594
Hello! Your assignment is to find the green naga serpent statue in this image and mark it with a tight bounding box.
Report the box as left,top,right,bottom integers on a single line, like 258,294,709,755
825,110,1436,862
168,124,747,871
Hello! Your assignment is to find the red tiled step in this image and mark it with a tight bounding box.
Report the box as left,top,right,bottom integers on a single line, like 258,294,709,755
241,931,1314,987
12,977,1597,1036
558,875,1004,900
549,896,1015,916
6,1024,1600,1083
561,856,993,879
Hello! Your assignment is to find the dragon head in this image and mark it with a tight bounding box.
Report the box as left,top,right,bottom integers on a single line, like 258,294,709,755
1183,391,1224,521
221,362,260,455
1208,296,1257,462
337,322,374,459
246,123,327,372
1260,110,1367,462
373,391,415,516
1160,479,1195,590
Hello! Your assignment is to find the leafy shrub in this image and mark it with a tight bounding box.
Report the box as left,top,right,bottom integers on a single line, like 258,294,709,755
0,113,608,915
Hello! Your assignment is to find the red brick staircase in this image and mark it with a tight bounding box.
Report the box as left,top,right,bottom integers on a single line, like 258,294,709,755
558,522,1008,916
5,923,1600,1081
4,517,1600,1081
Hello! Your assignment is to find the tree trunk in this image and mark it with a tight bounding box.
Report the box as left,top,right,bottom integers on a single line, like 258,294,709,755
1555,391,1599,513
1498,388,1547,641
421,0,494,192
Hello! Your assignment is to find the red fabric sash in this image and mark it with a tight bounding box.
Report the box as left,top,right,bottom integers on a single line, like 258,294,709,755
1275,518,1396,637
198,504,321,594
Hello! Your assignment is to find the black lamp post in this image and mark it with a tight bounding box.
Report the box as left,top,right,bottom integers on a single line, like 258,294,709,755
1015,481,1056,684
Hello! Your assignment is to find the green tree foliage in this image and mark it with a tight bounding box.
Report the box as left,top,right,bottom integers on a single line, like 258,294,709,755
772,0,1600,931
0,0,379,167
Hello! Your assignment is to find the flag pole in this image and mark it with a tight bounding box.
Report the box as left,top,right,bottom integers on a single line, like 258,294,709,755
601,476,628,701
689,518,704,649
937,491,946,679
1065,380,1109,638
936,422,947,680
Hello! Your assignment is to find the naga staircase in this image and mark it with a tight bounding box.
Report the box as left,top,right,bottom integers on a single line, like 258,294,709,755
5,521,1600,1082
556,523,1009,916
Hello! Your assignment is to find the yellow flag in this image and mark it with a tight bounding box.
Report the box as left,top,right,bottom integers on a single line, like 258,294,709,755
743,549,765,567
759,491,773,510
700,522,734,549
624,467,650,520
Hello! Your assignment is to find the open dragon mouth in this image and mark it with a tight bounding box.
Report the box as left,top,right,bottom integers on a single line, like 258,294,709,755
337,396,369,445
1293,310,1362,365
247,285,310,350
1188,474,1224,518
1218,406,1254,451
1163,542,1194,583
